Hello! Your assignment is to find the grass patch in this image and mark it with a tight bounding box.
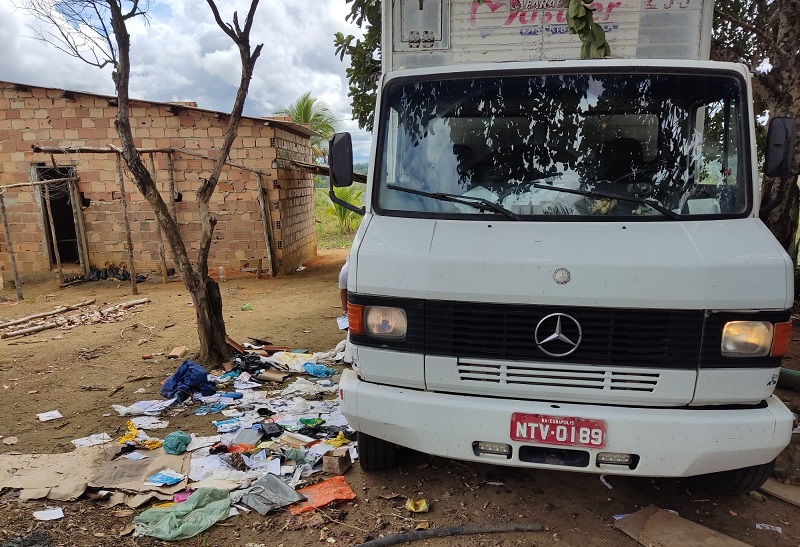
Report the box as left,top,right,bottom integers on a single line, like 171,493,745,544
314,186,365,249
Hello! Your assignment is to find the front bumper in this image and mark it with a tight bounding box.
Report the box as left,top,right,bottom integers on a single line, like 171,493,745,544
339,369,793,477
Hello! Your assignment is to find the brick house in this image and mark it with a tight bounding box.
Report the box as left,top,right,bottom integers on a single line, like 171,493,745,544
0,80,319,287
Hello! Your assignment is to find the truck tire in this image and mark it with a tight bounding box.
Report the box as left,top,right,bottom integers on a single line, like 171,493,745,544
690,460,775,496
358,431,397,471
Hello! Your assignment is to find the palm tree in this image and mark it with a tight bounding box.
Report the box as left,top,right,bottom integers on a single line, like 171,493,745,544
274,92,336,163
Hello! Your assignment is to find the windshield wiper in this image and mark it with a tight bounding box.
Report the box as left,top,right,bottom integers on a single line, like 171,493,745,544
387,184,519,220
531,184,681,220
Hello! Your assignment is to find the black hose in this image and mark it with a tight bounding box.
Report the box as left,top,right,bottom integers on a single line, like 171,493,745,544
354,523,544,547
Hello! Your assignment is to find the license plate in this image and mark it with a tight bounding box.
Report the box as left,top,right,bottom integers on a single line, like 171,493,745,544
510,413,606,448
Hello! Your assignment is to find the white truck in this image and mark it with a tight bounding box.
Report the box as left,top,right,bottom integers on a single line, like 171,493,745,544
329,0,797,494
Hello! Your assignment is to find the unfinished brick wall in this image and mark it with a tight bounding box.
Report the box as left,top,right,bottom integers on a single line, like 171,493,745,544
0,82,316,285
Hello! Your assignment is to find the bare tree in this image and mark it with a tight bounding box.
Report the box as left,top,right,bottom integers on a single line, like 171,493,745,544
21,0,263,366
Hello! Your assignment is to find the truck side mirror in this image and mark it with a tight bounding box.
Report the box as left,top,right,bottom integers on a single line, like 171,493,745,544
764,117,796,179
328,132,365,216
329,133,354,188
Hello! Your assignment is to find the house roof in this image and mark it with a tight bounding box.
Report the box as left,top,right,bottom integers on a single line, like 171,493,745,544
1,80,318,139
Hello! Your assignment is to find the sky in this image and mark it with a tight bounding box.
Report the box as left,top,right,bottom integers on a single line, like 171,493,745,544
0,0,372,163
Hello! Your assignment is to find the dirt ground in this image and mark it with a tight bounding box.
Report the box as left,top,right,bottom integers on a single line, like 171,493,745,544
1,248,800,547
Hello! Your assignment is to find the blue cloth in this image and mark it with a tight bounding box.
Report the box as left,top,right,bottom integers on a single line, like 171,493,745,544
303,363,335,378
161,360,216,402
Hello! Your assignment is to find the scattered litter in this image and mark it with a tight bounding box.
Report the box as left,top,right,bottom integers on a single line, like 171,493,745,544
112,398,177,416
600,475,613,490
134,388,146,393
322,448,352,475
241,303,254,312
163,431,192,455
323,431,351,448
161,360,216,402
336,315,348,330
405,498,430,513
186,435,221,452
193,403,228,416
485,481,505,486
118,421,163,450
213,418,240,433
2,436,18,445
289,475,356,515
281,378,337,398
303,363,335,378
232,473,305,515
173,490,193,503
144,469,186,487
755,523,782,533
612,514,629,520
37,410,64,422
747,490,767,502
415,520,430,530
71,433,112,448
122,452,148,461
33,508,64,521
130,416,169,430
134,487,231,540
167,346,189,359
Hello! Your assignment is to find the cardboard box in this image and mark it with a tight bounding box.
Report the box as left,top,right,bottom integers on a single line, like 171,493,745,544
323,448,352,475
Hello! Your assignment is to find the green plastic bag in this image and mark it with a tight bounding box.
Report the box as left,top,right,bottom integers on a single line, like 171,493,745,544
134,487,231,540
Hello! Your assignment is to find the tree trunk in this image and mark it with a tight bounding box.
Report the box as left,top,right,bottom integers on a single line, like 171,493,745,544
192,277,229,365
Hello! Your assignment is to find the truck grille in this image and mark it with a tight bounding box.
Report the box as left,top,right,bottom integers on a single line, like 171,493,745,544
457,359,661,392
427,302,704,369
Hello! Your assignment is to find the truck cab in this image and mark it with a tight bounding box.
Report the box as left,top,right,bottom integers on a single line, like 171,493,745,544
331,0,796,494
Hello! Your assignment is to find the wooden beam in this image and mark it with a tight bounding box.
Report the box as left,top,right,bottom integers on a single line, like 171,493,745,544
256,175,276,277
33,145,172,154
148,153,169,284
43,184,63,284
175,148,272,176
115,154,138,295
274,158,367,183
0,193,24,300
0,177,78,190
68,180,91,277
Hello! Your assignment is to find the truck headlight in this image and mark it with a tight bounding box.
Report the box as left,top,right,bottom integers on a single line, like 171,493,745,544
721,321,773,357
364,306,407,340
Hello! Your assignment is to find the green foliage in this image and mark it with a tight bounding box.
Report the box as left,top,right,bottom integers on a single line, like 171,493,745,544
314,187,365,249
565,0,611,59
274,91,337,163
334,0,382,132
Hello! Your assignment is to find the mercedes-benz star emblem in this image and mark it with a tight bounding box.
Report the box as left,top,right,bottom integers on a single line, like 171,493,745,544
553,268,571,284
534,313,582,357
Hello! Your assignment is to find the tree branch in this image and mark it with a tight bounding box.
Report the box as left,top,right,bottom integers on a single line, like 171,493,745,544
714,7,793,60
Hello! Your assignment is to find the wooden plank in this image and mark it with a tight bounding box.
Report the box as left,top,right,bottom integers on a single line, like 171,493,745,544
68,180,91,277
256,179,276,277
615,505,751,547
0,193,24,300
43,184,63,284
760,478,800,508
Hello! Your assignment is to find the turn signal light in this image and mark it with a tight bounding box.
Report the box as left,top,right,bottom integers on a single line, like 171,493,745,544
771,321,792,357
347,303,365,335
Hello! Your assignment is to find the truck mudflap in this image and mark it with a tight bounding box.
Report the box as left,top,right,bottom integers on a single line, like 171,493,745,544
339,369,793,477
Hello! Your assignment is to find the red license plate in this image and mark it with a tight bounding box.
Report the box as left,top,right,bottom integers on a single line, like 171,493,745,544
510,413,606,448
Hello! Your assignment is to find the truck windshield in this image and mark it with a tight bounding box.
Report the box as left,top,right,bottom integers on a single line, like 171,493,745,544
375,71,749,219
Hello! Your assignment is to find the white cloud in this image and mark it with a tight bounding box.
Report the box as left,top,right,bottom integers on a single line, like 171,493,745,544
0,0,372,162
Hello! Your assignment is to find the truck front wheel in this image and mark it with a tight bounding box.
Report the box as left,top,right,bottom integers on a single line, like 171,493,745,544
689,460,775,495
358,431,397,471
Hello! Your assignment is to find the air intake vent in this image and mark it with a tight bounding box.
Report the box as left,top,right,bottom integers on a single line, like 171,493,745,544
457,360,660,392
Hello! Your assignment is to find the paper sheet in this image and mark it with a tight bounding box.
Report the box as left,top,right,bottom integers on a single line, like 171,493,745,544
71,433,112,448
37,410,63,421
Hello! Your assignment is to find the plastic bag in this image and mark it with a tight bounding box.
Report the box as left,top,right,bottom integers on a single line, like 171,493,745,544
134,487,231,540
289,475,356,515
